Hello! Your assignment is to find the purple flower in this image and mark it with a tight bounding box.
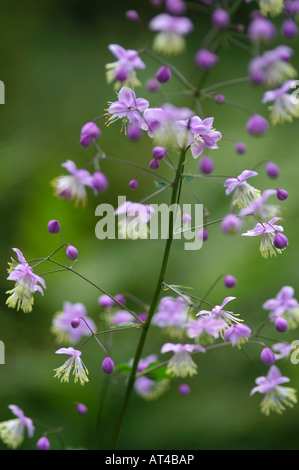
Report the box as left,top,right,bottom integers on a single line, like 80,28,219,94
92,172,109,193
197,296,240,325
0,405,34,449
36,436,50,450
194,49,219,70
199,155,214,174
224,170,260,208
152,296,189,334
221,214,242,234
262,80,299,125
156,66,172,83
107,86,149,129
54,347,89,385
186,317,227,339
266,161,280,178
282,18,298,39
115,200,155,239
80,122,101,147
239,189,277,218
134,354,169,400
52,160,94,206
241,217,286,258
211,8,230,29
247,17,276,44
272,342,291,360
250,366,296,415
263,286,298,320
111,310,135,325
51,301,96,345
246,114,269,136
102,356,115,374
149,13,193,54
6,248,46,314
249,46,296,87
177,116,222,158
161,343,205,377
106,44,145,89
223,323,252,345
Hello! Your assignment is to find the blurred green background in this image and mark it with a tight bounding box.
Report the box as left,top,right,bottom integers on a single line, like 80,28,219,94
1,0,299,450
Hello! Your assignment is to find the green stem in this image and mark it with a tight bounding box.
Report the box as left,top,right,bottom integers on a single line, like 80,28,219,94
202,77,250,94
109,147,187,449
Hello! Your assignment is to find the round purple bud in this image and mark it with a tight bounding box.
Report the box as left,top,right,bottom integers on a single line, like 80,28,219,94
215,94,225,104
48,219,60,234
77,403,88,415
197,228,208,241
260,347,276,366
199,156,214,174
152,146,166,160
276,189,288,201
248,17,276,43
235,141,247,154
92,171,109,192
115,67,128,82
66,245,78,260
266,161,280,179
178,384,191,395
281,19,298,39
246,114,269,137
275,316,288,333
182,213,192,224
125,10,139,21
129,179,138,189
221,214,242,234
194,49,219,70
71,317,81,329
211,8,230,29
156,66,172,84
149,159,160,169
80,122,101,148
146,78,160,93
127,124,142,141
273,233,288,249
114,294,126,305
102,356,115,374
224,274,237,288
166,0,186,15
98,295,115,308
36,436,50,450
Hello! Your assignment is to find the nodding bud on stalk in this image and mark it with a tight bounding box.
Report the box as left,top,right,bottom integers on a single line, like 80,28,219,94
273,233,288,249
266,162,280,178
178,384,191,395
92,172,109,192
36,436,50,450
260,347,276,366
80,122,101,147
275,317,288,332
276,189,288,201
102,356,115,374
246,114,269,137
129,179,138,189
199,156,214,174
152,146,166,160
224,275,237,288
47,220,60,234
235,142,247,154
71,317,81,329
156,66,172,83
66,245,79,260
125,10,139,22
76,403,88,415
197,229,208,241
211,8,230,29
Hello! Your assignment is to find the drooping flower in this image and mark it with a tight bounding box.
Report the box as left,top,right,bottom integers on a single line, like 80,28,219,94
54,347,89,386
186,316,226,340
272,342,291,360
223,323,251,346
197,296,241,325
51,302,96,345
80,122,101,147
0,405,34,449
105,44,146,90
51,160,95,206
263,286,299,320
249,46,296,87
106,86,149,130
224,170,260,209
250,366,297,415
262,80,299,125
152,296,190,337
6,248,46,314
239,188,278,219
176,116,222,158
115,200,155,239
143,103,193,145
241,217,286,258
133,355,170,400
161,343,205,378
149,13,193,55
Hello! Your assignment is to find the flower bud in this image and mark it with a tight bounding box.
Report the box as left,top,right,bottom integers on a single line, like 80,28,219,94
266,162,280,178
71,317,81,329
215,94,225,104
76,403,88,415
92,172,109,192
146,79,160,93
224,275,237,288
273,233,288,249
115,68,128,82
221,214,242,234
115,294,126,305
36,436,50,450
246,114,268,137
211,8,230,29
156,66,172,83
197,229,208,241
127,124,142,141
276,189,288,201
80,122,101,147
66,245,78,260
129,179,138,189
152,146,166,160
98,295,115,308
102,356,115,374
194,49,219,70
261,347,276,366
182,213,192,224
275,317,288,332
199,156,214,174
47,220,60,234
235,142,247,155
178,384,191,395
248,17,276,44
149,159,159,169
281,19,298,39
125,10,139,21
